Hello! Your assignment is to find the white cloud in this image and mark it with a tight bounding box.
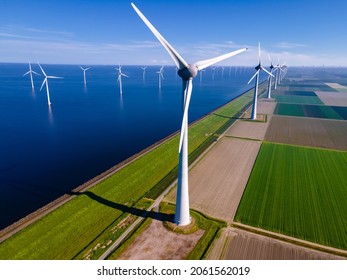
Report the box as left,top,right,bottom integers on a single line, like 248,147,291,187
275,42,308,49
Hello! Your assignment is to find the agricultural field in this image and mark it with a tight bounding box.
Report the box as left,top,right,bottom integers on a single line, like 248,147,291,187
165,138,261,223
265,115,347,150
274,103,345,120
206,228,344,260
272,93,324,105
234,142,347,251
315,91,347,107
325,83,347,92
276,90,318,97
226,116,271,141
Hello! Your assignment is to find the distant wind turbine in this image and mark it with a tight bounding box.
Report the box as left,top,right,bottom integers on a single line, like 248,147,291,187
157,66,164,89
79,66,91,85
116,65,129,95
23,62,40,89
132,2,247,226
247,43,274,120
37,62,63,106
141,66,147,81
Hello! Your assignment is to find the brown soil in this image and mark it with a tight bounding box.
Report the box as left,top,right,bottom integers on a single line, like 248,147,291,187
207,227,345,260
166,138,261,223
315,90,347,106
117,219,204,260
265,115,347,150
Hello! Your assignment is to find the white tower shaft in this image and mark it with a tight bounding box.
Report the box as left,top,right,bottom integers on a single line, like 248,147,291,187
251,74,259,120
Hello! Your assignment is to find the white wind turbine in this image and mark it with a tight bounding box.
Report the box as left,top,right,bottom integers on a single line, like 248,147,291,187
79,66,91,85
157,66,164,89
38,62,63,106
116,65,129,95
141,66,147,81
247,43,274,120
23,62,40,89
132,2,247,226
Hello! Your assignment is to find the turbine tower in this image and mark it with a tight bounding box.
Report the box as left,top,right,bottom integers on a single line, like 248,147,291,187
38,62,63,106
23,62,40,89
157,66,164,89
247,43,273,120
79,66,91,85
116,65,129,95
267,55,275,99
132,2,247,226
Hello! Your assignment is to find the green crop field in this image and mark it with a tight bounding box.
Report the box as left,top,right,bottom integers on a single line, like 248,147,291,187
282,91,317,97
0,86,257,260
274,103,344,120
234,142,347,250
272,94,323,105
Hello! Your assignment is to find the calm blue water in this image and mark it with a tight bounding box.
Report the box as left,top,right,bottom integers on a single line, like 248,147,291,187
0,63,265,229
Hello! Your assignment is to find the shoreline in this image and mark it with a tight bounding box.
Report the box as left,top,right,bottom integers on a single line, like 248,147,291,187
0,82,261,242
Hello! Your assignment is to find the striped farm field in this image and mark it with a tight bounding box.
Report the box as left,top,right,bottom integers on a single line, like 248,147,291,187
272,94,324,105
234,142,347,250
274,103,345,120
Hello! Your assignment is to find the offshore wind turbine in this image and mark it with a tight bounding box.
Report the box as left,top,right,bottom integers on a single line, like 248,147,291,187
38,62,63,106
23,62,40,89
141,66,147,81
79,66,91,85
116,65,129,95
132,2,247,226
157,66,164,89
247,43,274,120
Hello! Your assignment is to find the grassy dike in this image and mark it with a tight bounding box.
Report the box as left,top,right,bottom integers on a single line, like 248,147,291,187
0,84,265,260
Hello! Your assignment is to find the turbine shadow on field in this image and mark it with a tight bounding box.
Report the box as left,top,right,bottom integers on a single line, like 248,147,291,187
70,191,174,222
212,113,242,120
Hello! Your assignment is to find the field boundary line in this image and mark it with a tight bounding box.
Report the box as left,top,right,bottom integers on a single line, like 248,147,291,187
231,222,347,258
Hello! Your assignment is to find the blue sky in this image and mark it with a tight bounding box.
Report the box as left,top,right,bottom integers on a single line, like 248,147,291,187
1,0,347,66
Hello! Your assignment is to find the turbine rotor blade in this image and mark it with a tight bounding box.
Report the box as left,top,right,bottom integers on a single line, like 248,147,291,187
247,70,260,84
23,71,30,76
32,70,40,76
260,66,274,77
47,76,63,79
37,62,47,77
178,79,193,153
195,48,247,71
131,3,189,70
40,78,47,91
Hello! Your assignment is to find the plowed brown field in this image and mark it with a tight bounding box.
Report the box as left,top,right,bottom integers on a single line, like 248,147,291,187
207,228,345,260
165,138,261,223
265,115,347,150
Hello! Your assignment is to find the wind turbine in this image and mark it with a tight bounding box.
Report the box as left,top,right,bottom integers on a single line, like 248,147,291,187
157,66,164,89
79,66,91,85
267,55,275,98
247,43,274,120
37,62,63,106
116,65,129,95
23,62,40,89
141,66,147,81
132,2,247,226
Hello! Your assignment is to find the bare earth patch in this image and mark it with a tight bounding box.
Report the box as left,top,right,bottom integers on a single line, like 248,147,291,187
265,115,347,150
117,219,204,260
207,227,345,260
325,83,347,92
226,116,272,140
315,91,347,106
166,138,261,223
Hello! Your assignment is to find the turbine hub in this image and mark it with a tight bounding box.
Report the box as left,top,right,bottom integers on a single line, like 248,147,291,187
255,63,261,71
178,64,198,81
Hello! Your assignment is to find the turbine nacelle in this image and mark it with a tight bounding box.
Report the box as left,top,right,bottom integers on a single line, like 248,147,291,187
177,64,198,81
